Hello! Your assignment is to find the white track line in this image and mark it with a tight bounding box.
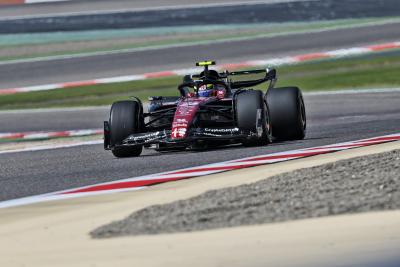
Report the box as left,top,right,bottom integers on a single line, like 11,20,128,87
0,106,109,114
0,128,103,141
0,139,102,155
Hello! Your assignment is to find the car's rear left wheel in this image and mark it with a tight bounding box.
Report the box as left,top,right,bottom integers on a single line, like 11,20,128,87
266,87,306,140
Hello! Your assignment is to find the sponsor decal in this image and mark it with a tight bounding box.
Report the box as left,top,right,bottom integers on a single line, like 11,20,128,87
172,123,188,128
176,118,188,123
172,127,187,138
126,131,163,143
204,128,239,133
177,106,197,115
172,118,189,128
161,101,177,106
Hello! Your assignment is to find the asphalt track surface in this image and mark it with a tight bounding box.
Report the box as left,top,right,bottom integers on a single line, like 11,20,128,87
1,0,399,33
0,107,108,133
2,21,400,89
1,90,399,202
4,0,400,34
0,0,308,19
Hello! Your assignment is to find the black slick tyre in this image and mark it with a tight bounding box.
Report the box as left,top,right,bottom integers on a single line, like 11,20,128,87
109,101,143,158
266,87,306,140
235,90,272,146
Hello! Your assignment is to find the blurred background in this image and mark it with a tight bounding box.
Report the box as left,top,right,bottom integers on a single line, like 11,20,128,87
0,0,399,108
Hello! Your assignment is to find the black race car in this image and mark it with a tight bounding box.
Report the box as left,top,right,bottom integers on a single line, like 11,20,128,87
104,61,306,157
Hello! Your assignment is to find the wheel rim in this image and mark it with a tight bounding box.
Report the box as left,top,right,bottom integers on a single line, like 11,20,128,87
264,103,272,140
265,110,271,136
299,96,306,130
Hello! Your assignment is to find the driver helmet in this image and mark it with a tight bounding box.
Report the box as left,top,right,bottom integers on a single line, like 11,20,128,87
198,84,215,97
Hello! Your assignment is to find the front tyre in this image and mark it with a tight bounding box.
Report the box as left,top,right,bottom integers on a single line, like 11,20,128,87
109,101,143,158
235,90,272,146
266,87,306,140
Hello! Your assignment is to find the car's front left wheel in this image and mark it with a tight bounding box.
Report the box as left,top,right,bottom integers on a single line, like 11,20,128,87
109,100,143,158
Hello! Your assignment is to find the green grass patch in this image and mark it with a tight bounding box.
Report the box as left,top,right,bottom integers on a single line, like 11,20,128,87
272,51,400,90
1,50,400,110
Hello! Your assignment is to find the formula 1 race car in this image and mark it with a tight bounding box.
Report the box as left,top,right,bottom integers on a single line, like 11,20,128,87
104,61,306,157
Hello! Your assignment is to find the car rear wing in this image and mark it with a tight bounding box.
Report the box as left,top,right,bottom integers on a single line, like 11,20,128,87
191,61,277,90
224,68,269,76
228,68,277,90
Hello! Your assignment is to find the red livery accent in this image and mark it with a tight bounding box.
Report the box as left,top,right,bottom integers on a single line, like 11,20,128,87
104,61,305,157
171,98,206,139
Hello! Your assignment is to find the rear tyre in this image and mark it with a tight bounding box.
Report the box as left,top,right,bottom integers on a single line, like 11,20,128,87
109,101,143,158
266,87,306,140
235,90,272,146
